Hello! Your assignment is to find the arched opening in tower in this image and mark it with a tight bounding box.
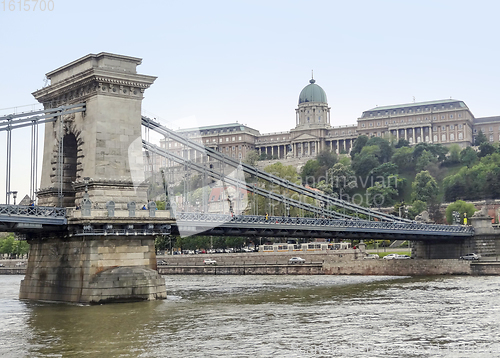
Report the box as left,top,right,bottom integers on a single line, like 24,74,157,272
62,133,78,207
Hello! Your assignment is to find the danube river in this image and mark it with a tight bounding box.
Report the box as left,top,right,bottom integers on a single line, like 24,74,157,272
1,274,499,357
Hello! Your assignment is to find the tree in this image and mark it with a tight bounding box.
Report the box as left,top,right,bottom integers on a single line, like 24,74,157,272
366,182,398,207
316,150,337,170
415,150,438,172
351,145,381,178
350,135,369,159
475,130,488,146
326,162,356,196
479,142,495,157
300,159,320,186
244,150,260,166
444,144,461,165
369,163,399,184
395,138,410,148
391,146,414,171
445,200,477,225
365,137,393,163
411,170,439,204
408,200,428,220
460,146,478,168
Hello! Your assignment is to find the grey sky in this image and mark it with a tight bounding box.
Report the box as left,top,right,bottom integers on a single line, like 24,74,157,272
0,0,499,200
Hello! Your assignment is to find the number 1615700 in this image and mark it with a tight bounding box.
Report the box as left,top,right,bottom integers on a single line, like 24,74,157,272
2,0,55,11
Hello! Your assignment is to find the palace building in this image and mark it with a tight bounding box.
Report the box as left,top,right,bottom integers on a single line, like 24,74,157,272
153,78,499,173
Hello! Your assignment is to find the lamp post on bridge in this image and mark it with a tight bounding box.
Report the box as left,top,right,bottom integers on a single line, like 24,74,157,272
6,190,17,205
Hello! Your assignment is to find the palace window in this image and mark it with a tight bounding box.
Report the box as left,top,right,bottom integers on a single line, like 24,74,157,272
450,115,453,119
442,134,446,141
490,135,494,142
490,127,493,132
450,125,454,130
450,133,455,141
459,132,463,140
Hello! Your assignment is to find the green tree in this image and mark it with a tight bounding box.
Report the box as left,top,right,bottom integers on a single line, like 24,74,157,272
244,150,260,166
365,136,393,163
326,162,356,196
445,200,477,224
408,200,428,219
366,182,398,207
445,144,461,165
0,234,15,256
479,142,495,157
415,150,437,172
475,130,488,146
411,170,439,204
350,135,369,160
395,138,410,148
460,147,478,168
391,146,414,171
352,145,381,178
300,159,320,185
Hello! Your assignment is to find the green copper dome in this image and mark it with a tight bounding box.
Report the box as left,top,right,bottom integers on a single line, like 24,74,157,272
298,79,327,104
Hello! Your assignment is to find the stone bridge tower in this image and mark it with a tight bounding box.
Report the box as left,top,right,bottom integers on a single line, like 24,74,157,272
33,52,156,209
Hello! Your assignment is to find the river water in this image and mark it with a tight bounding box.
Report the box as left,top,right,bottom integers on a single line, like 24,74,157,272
1,274,499,358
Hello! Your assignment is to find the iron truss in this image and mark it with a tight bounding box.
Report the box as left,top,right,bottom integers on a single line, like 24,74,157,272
173,212,475,240
68,223,172,237
141,116,412,223
143,140,353,220
0,205,67,235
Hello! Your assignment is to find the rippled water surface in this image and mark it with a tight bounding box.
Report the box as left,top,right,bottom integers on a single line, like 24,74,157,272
1,274,499,357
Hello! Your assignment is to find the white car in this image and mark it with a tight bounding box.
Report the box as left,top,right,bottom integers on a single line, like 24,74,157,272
289,257,306,264
395,254,411,259
204,259,217,265
364,254,380,260
460,253,480,260
383,254,398,260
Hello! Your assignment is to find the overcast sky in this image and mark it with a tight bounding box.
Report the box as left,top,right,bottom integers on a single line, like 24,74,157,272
0,0,499,201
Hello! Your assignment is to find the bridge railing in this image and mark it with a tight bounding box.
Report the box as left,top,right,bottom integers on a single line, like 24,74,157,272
176,212,475,236
0,204,67,218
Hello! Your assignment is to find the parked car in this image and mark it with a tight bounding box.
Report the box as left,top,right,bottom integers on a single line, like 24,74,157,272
383,254,398,260
395,255,411,259
157,260,168,265
15,262,25,266
0,263,4,267
364,254,380,260
459,253,480,260
289,257,306,264
204,259,217,265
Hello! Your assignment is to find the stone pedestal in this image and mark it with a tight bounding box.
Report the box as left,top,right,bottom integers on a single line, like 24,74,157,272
19,236,166,304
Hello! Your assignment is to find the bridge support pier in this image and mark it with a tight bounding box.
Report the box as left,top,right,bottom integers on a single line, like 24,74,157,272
19,235,166,304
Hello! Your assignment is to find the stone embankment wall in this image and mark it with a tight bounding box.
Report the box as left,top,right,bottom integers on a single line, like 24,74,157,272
157,251,474,276
323,259,471,275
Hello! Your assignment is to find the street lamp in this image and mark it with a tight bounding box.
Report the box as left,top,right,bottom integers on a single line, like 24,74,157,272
12,191,17,205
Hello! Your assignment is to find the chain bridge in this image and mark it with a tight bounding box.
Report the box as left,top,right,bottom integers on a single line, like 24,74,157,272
0,52,486,305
